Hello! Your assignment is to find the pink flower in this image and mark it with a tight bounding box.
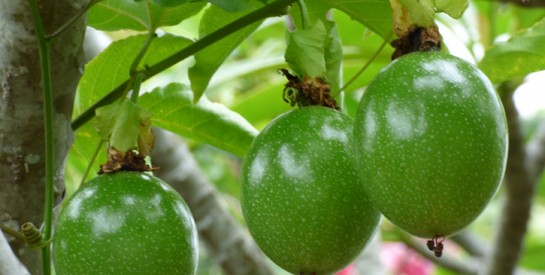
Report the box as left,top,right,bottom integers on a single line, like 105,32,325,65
381,242,434,275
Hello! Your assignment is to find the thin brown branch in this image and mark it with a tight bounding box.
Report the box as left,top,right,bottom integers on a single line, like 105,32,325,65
485,83,537,275
398,231,478,274
150,129,273,275
526,119,545,180
450,231,487,258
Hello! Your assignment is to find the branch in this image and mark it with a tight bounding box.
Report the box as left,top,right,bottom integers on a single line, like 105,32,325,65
0,233,30,275
450,231,487,258
150,129,273,275
526,119,545,181
485,82,537,275
398,231,478,274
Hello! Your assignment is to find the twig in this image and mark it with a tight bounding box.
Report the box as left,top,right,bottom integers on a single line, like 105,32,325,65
150,129,274,275
526,119,545,180
450,231,487,258
485,82,537,275
398,231,478,274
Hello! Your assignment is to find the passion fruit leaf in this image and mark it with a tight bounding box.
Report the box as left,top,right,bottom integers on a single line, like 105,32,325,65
138,83,258,156
313,0,392,39
324,21,343,90
207,0,261,12
77,34,192,117
396,0,435,27
88,0,205,31
95,100,153,154
285,20,328,78
152,0,191,8
479,18,545,84
188,2,263,102
435,0,468,19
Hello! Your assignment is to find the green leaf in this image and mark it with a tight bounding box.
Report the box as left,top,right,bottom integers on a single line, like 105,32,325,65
434,0,468,19
139,83,258,156
324,21,343,90
77,34,192,117
152,0,191,8
397,0,435,27
188,2,263,102
88,0,206,31
95,100,153,154
207,0,257,12
284,20,343,90
285,21,328,78
65,122,106,195
313,0,392,39
479,18,545,84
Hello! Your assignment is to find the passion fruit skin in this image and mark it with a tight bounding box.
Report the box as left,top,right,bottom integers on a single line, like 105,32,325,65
53,172,198,275
242,106,380,274
353,51,508,238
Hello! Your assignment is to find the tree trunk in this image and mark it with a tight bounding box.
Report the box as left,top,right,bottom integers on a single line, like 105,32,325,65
0,0,85,273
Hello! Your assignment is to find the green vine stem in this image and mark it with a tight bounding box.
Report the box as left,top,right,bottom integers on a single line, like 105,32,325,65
46,0,97,40
79,140,105,188
28,0,55,274
333,33,392,97
71,0,296,131
130,73,146,103
0,224,25,241
130,32,157,76
296,0,310,29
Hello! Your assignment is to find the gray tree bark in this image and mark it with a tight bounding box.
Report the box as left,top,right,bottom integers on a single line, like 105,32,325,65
0,0,85,273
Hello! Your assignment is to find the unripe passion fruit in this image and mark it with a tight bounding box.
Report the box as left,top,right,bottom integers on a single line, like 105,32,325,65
353,51,508,238
53,172,198,275
242,106,380,274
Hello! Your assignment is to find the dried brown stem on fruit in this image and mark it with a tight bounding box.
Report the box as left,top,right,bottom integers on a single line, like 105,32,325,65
391,26,441,59
279,69,338,110
99,147,156,174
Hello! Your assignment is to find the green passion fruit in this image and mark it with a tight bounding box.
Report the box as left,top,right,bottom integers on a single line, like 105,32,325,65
242,106,380,274
353,51,508,238
53,172,198,275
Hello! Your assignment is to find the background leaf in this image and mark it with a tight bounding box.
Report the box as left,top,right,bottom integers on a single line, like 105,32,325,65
139,83,258,156
88,0,206,31
435,0,468,19
207,0,257,12
313,0,393,39
76,34,192,116
479,18,545,84
285,21,328,78
188,2,264,102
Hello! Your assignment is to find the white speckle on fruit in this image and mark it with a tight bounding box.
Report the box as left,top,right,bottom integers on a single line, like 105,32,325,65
88,208,125,237
278,145,311,180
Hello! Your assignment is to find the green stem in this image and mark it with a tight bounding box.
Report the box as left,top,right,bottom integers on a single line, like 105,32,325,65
296,0,310,29
0,224,25,241
46,0,96,40
130,32,156,75
28,0,54,274
334,33,391,97
79,140,104,188
71,0,296,131
130,73,146,103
